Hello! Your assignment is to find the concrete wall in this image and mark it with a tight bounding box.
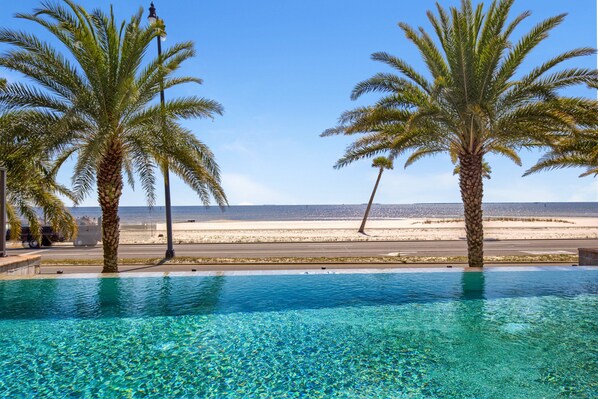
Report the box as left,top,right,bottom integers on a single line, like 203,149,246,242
0,255,41,275
578,248,598,266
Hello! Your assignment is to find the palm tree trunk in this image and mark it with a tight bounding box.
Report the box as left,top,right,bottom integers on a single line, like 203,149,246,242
458,153,484,268
97,139,123,273
358,168,384,234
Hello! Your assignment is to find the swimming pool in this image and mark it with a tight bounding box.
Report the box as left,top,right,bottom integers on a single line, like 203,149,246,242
0,268,596,398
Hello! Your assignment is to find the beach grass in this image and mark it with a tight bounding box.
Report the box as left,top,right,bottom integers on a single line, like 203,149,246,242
41,253,578,266
414,217,575,224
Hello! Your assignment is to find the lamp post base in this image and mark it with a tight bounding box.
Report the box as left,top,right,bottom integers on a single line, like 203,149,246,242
165,249,175,259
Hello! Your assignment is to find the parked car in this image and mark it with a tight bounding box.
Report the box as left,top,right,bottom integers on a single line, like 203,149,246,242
6,226,65,248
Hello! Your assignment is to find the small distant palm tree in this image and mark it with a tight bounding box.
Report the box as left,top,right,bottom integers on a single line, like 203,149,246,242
358,156,393,234
0,107,77,242
0,1,227,272
324,0,598,267
524,131,598,177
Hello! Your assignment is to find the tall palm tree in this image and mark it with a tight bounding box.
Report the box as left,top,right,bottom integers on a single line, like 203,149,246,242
325,0,598,267
0,1,227,272
524,130,598,177
358,156,393,234
453,159,492,179
0,107,77,243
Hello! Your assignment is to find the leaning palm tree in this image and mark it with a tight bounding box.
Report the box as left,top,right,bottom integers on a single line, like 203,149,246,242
325,0,598,267
0,108,77,243
524,130,598,177
0,1,227,272
358,156,393,234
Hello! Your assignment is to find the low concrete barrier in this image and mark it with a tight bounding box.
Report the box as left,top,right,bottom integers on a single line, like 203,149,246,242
578,248,598,266
0,254,41,275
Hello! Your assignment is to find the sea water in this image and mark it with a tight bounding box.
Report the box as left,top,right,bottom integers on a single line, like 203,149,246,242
66,202,598,225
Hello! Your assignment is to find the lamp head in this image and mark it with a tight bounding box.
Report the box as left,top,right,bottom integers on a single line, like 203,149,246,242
147,2,157,25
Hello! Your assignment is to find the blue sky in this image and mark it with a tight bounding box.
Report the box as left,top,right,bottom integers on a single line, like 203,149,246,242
1,0,597,206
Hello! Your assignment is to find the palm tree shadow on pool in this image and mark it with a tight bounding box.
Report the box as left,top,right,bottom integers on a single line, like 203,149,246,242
93,275,227,318
460,271,486,301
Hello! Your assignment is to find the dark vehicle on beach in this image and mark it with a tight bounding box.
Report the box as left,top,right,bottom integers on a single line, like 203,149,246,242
6,226,66,249
6,222,101,248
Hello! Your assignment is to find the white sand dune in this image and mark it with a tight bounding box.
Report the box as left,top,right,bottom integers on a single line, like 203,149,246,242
118,217,598,244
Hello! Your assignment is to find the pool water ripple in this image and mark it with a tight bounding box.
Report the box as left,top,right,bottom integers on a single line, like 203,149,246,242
0,270,596,398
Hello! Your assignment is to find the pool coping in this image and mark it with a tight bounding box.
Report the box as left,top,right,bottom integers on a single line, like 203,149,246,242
0,265,596,280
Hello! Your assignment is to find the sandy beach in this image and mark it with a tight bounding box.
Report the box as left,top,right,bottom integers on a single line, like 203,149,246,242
118,217,598,244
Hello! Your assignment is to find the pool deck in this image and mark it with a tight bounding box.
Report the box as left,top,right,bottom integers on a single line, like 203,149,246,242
0,262,590,280
1,266,596,280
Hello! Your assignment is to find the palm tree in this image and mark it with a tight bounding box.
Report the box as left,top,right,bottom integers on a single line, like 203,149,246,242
524,130,598,177
453,160,492,179
358,156,393,234
0,1,227,272
325,0,598,267
0,107,77,243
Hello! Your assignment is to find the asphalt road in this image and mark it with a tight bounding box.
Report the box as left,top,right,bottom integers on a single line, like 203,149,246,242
7,239,596,260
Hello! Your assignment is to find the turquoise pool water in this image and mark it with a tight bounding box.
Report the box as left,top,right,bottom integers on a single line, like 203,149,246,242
0,269,596,398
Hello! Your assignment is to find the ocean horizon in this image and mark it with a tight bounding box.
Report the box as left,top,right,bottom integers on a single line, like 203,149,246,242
66,202,598,225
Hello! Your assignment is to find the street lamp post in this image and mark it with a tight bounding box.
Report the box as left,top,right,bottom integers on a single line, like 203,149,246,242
0,168,6,257
148,2,174,258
